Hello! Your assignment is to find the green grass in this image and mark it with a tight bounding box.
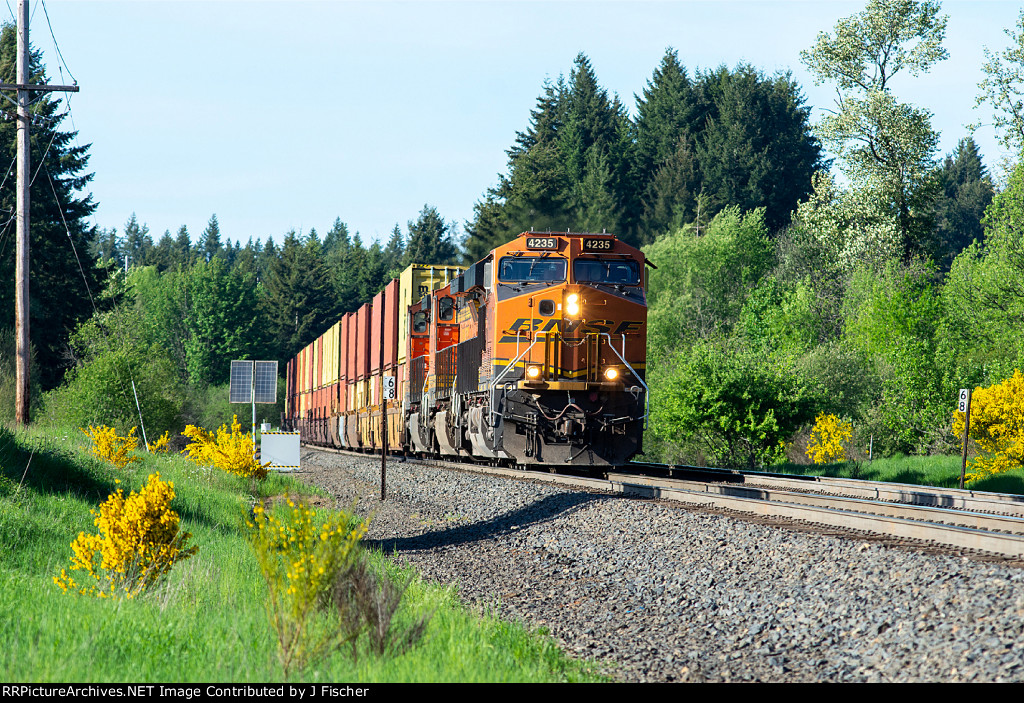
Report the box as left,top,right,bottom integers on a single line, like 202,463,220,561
0,424,605,683
771,453,1024,495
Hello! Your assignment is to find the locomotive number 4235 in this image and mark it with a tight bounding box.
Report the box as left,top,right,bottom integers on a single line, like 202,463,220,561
526,237,558,250
582,238,613,251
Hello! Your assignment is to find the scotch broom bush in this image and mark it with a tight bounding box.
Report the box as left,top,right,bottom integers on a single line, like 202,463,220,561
54,472,197,599
182,415,269,481
953,370,1024,483
82,424,139,469
806,412,853,464
248,498,367,676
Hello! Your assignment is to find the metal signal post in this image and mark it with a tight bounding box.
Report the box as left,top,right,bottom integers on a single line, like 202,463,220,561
1,0,79,425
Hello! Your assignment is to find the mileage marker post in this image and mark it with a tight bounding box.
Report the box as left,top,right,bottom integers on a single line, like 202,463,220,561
958,388,973,489
381,374,396,501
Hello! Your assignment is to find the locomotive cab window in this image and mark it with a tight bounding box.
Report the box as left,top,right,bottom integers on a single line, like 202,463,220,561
573,259,641,286
498,256,566,283
438,296,455,321
412,311,428,333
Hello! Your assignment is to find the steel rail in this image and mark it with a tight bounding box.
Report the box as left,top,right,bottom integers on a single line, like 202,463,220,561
624,463,1024,517
303,447,1024,560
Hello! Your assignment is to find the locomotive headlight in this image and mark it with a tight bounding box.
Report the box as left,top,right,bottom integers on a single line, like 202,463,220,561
603,367,620,381
526,365,542,380
565,293,580,317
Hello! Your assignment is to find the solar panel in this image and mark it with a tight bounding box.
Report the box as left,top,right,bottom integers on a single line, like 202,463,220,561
229,361,253,403
254,360,278,404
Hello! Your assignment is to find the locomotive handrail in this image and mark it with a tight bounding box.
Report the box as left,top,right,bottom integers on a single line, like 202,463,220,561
488,336,542,427
599,332,649,428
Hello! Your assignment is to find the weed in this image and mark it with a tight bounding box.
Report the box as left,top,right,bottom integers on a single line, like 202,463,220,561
329,552,434,661
247,497,367,677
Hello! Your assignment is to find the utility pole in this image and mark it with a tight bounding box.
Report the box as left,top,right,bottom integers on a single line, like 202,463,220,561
1,0,78,425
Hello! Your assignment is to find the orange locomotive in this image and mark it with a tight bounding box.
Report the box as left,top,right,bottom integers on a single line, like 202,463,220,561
285,231,649,467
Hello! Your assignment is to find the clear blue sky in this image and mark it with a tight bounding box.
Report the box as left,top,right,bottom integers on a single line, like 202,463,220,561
26,0,1023,247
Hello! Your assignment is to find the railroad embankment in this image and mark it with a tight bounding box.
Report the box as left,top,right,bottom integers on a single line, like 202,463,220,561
299,448,1024,683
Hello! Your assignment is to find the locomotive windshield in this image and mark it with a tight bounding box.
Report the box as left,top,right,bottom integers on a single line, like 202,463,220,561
573,259,641,286
498,256,566,283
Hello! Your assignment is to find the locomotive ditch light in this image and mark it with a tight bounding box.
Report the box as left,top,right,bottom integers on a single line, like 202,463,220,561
603,367,620,381
565,292,580,317
526,365,542,380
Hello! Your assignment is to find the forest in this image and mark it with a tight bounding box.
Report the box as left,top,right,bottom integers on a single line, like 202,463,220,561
3,1,1024,469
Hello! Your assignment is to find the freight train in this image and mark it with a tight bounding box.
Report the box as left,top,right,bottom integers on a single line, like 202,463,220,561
283,230,649,467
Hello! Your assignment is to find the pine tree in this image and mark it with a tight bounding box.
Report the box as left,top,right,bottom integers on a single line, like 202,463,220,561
151,230,177,272
924,137,995,272
694,64,822,231
173,225,193,268
200,214,222,262
383,223,405,277
122,213,152,267
404,205,459,266
260,230,338,359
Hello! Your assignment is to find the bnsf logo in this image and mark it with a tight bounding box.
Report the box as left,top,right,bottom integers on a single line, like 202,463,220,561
499,318,643,342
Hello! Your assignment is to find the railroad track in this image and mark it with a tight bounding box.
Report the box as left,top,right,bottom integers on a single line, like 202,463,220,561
304,446,1024,561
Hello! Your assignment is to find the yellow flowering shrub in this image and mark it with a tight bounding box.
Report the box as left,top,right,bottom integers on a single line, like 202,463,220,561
54,472,197,599
182,416,269,481
181,424,215,465
805,413,852,464
82,425,139,469
953,370,1024,483
148,431,171,453
248,498,367,675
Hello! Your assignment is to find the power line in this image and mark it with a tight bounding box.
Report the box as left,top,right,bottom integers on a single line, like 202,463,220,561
40,0,74,86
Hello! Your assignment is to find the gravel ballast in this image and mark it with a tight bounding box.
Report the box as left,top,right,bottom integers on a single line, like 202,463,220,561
294,448,1024,683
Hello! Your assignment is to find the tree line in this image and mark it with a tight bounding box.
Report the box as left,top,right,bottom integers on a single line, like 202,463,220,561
3,2,1024,470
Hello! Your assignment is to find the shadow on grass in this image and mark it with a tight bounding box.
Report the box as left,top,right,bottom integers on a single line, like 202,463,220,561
0,426,115,505
0,428,242,535
968,474,1024,496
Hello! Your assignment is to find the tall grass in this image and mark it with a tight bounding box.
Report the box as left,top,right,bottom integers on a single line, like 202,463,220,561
771,453,1024,494
0,424,604,682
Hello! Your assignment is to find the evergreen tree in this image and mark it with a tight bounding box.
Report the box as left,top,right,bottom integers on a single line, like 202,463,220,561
383,223,405,277
122,213,152,267
634,49,701,241
924,137,995,273
261,231,338,359
693,64,823,231
232,236,262,279
90,227,120,263
151,230,177,272
200,214,222,262
173,225,193,268
465,54,635,252
323,218,351,263
404,205,459,266
0,24,99,389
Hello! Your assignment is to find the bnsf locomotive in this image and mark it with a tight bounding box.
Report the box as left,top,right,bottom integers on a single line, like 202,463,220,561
284,231,649,467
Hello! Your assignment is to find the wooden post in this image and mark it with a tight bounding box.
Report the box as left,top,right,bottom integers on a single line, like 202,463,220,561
14,0,29,426
2,0,78,426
